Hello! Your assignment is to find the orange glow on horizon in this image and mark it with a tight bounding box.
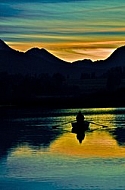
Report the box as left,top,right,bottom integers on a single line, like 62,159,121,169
8,40,125,62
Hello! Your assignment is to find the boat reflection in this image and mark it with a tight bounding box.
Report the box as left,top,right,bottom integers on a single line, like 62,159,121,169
71,121,89,143
72,126,86,144
76,132,85,143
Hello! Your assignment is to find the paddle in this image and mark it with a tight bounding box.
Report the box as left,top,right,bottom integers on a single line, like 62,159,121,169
88,121,108,128
52,119,108,129
52,119,76,129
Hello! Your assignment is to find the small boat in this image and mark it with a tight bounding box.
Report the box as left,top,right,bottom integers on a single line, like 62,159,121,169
71,121,89,133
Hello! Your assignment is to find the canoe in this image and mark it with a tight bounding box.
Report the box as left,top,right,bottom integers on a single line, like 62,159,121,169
71,121,89,133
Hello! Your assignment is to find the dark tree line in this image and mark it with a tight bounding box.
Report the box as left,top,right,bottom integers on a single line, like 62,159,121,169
0,72,80,105
0,66,125,107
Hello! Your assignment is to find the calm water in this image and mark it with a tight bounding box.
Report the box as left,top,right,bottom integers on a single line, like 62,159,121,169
0,107,125,190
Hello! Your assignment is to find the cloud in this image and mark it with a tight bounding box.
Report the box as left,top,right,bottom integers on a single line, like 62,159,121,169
1,0,125,61
0,4,22,18
0,0,88,4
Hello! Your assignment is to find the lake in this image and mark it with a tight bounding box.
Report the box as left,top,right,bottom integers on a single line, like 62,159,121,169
0,107,125,190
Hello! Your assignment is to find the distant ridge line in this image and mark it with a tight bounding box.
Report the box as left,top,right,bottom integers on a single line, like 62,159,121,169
1,38,125,63
0,39,125,77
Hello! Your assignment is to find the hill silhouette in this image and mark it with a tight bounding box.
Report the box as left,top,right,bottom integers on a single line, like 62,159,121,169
0,39,125,78
0,39,125,107
0,40,69,75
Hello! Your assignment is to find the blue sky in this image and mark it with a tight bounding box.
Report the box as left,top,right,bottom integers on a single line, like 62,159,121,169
1,0,125,61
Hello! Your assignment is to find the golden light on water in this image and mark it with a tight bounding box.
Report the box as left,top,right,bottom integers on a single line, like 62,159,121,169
12,129,125,159
10,108,125,158
3,107,125,190
50,130,125,158
10,108,125,159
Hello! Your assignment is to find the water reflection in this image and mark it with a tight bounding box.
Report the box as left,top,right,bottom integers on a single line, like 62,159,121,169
51,129,125,158
1,107,125,190
0,107,125,160
109,127,125,147
0,118,63,160
72,127,86,144
76,132,85,143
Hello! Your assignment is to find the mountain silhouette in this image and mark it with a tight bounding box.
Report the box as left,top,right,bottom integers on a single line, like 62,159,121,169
26,47,67,64
0,39,125,107
105,46,125,67
0,39,125,78
0,39,13,51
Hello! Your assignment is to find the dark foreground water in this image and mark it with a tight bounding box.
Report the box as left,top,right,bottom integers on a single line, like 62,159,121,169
0,107,125,190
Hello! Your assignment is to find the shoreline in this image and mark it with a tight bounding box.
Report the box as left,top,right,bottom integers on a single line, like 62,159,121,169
0,94,125,109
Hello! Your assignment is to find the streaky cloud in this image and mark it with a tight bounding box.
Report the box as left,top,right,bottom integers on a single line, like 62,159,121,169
1,0,125,62
0,4,22,18
1,0,88,3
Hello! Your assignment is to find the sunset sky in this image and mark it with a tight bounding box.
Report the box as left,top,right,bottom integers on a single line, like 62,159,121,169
1,0,125,62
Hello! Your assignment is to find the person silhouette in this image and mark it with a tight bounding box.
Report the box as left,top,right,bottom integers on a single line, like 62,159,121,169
76,111,84,126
